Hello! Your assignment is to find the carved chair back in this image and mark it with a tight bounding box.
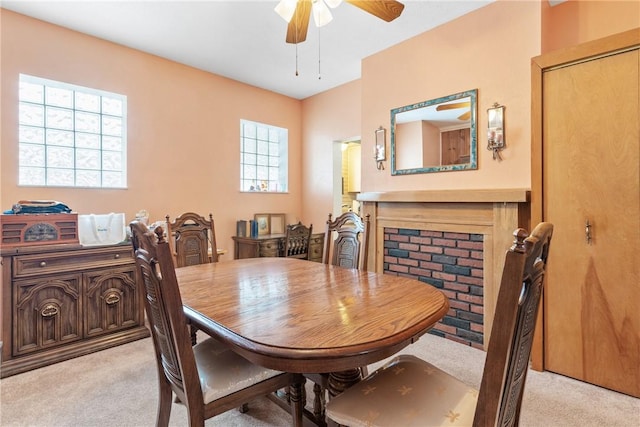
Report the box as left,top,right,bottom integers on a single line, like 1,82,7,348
323,212,370,270
284,222,313,260
166,212,218,267
474,222,553,426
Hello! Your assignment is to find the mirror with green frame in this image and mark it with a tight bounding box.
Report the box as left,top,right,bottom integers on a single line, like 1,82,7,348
391,89,478,175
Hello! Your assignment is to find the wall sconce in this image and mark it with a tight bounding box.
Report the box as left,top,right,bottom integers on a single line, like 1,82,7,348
487,102,505,160
374,126,386,170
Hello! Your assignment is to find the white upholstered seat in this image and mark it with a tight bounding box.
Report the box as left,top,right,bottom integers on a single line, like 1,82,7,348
326,354,477,427
194,338,284,404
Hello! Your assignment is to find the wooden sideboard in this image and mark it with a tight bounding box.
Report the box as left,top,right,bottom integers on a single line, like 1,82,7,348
232,233,324,262
1,243,150,378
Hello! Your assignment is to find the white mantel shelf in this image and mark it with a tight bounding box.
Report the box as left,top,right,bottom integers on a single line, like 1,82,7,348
358,189,530,203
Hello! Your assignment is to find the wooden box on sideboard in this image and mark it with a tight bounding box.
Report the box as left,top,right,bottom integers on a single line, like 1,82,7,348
1,213,79,248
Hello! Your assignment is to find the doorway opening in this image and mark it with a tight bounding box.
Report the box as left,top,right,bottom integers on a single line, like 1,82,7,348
332,138,361,219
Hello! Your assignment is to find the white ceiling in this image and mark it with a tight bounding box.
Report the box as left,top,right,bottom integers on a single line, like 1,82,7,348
2,0,495,100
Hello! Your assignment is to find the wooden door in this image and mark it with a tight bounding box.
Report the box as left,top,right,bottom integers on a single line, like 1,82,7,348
542,48,639,397
440,130,458,165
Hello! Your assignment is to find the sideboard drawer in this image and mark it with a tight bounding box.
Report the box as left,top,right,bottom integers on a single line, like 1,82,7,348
12,246,133,278
308,233,324,263
258,239,282,257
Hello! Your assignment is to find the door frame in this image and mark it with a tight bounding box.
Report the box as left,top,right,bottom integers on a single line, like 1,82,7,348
529,28,640,370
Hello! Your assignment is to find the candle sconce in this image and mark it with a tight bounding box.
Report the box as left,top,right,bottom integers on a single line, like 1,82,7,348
487,102,505,160
374,126,386,170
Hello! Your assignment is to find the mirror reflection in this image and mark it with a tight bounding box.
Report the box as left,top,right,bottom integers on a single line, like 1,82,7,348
391,89,477,175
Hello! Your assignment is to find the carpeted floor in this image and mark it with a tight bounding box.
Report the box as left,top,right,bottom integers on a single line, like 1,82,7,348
1,333,639,426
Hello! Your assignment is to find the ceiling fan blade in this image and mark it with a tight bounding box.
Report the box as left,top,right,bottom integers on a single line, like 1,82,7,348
436,101,471,111
286,0,312,44
345,0,404,22
458,111,471,121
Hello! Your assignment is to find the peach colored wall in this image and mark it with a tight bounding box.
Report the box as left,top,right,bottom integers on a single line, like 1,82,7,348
300,80,361,230
359,0,541,193
1,11,303,256
542,0,640,53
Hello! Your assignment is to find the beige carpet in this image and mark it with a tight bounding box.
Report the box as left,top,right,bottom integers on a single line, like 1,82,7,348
1,333,639,426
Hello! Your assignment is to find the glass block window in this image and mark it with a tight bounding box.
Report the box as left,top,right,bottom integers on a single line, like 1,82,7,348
240,120,288,192
18,74,127,188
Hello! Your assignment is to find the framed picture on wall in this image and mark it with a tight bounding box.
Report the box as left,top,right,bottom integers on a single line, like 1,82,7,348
254,213,270,235
270,214,286,235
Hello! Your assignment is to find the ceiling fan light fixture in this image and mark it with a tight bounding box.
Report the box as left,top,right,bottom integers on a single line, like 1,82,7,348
312,0,333,27
281,0,404,45
275,0,298,23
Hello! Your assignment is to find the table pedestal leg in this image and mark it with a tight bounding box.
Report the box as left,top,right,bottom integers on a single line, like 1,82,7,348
327,368,362,398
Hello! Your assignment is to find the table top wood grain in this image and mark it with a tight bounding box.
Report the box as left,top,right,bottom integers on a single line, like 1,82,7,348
176,257,449,373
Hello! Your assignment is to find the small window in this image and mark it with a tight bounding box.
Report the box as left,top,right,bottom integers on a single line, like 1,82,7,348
240,120,288,193
18,74,127,188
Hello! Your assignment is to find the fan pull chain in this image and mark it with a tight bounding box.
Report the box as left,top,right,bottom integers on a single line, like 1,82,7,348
318,26,322,80
295,15,299,76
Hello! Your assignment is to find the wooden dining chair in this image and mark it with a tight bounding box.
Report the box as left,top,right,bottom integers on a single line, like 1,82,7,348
284,222,313,260
166,212,220,344
129,221,304,427
323,211,370,270
166,212,219,267
304,212,371,422
325,222,554,427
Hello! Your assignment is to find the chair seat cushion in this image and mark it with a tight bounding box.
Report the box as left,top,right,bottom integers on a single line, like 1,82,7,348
193,338,283,404
326,354,478,427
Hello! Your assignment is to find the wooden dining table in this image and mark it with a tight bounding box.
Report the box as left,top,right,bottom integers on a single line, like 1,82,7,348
175,257,449,425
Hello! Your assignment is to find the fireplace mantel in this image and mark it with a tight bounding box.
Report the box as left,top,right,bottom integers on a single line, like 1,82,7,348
358,188,530,203
358,189,530,348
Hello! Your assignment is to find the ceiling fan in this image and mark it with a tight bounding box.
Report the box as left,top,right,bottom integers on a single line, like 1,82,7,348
436,101,471,121
275,0,405,44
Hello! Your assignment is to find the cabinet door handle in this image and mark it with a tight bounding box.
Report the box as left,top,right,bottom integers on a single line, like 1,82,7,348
41,304,59,318
105,293,120,305
585,219,593,245
39,261,47,267
114,254,120,259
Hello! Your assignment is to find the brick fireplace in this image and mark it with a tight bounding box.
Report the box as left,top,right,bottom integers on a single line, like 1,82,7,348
384,227,485,348
359,189,530,348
